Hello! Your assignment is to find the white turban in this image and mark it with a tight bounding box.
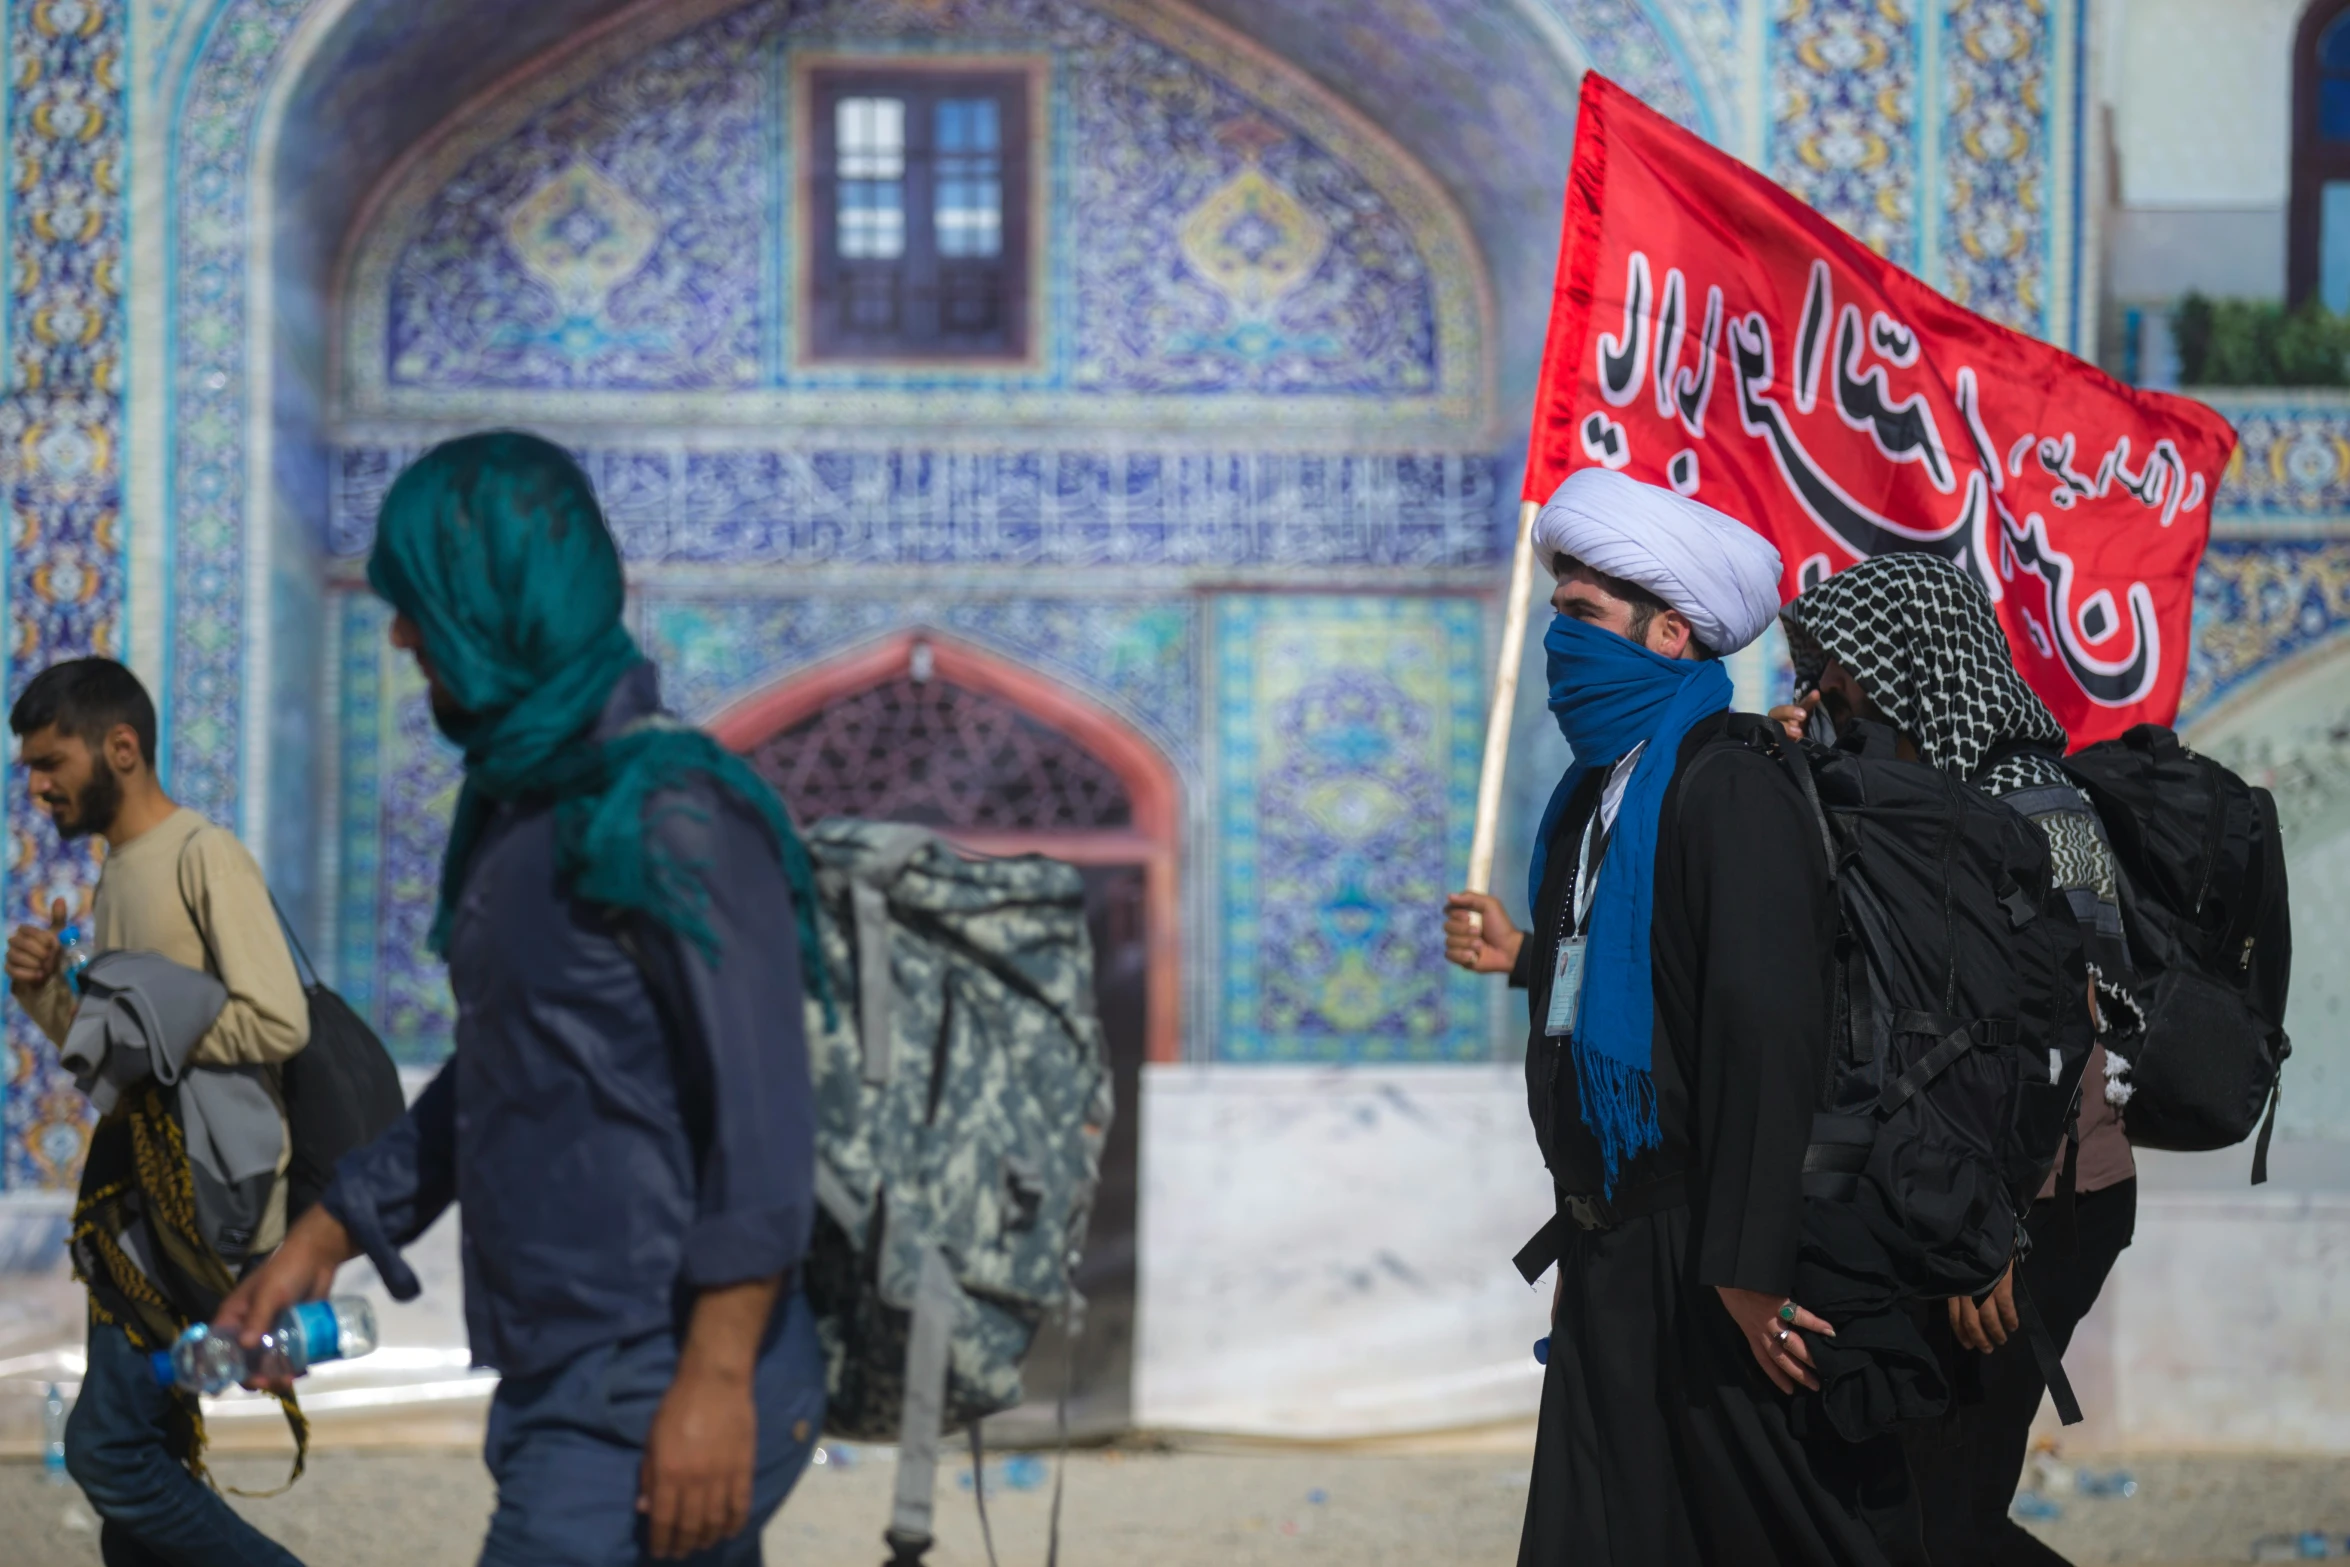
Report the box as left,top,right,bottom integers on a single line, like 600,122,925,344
1532,469,1785,656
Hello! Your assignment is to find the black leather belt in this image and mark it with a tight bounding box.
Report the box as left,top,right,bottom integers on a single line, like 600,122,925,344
1512,1173,1689,1284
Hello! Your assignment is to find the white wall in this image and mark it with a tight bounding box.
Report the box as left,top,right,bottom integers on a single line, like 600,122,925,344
2042,1146,2350,1453
1135,1065,1552,1437
2103,0,2302,301
2111,0,2299,208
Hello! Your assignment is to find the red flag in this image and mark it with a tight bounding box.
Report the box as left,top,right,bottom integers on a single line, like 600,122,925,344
1525,75,2236,744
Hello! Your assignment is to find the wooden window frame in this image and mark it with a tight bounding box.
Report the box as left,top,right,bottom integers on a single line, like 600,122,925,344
2289,0,2350,305
802,63,1034,363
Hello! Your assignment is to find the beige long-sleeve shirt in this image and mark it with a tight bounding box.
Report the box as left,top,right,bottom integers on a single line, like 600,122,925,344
21,806,309,1247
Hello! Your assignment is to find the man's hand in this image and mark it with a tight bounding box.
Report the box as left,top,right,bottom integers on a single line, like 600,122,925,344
1715,1286,1834,1395
1948,1262,2020,1354
1767,689,1822,743
213,1205,357,1389
1444,892,1524,975
6,898,67,992
640,1275,781,1559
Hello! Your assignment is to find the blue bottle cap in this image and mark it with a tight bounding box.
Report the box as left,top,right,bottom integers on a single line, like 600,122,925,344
149,1350,175,1388
1533,1336,1550,1367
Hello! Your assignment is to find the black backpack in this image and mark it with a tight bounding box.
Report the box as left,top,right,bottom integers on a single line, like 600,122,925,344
2056,724,2292,1179
1746,719,2095,1291
1719,718,2096,1437
274,917,407,1220
178,836,407,1223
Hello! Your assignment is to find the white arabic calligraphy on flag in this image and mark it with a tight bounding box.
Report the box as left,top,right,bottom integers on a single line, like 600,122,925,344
1527,76,2237,741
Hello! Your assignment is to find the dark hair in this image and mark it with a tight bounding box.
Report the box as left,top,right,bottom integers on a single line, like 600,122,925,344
1554,555,1720,660
10,658,158,766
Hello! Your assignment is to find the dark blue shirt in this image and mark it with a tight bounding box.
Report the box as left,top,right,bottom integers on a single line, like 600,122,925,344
323,666,816,1378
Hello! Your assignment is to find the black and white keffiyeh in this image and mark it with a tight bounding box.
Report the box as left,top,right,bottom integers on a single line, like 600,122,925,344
1779,552,2068,793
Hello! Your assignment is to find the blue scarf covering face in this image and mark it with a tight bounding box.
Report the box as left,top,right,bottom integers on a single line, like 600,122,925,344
1529,615,1734,1193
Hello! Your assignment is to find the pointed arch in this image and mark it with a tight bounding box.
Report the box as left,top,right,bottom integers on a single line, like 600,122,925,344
708,631,1184,1063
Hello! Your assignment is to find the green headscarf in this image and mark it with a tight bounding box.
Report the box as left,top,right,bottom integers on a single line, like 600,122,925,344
367,431,828,1006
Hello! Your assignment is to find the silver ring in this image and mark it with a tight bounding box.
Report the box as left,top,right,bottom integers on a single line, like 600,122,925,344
1771,1325,1791,1348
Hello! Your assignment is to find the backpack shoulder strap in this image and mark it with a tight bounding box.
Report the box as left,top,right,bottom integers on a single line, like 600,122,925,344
1996,782,2094,822
1705,716,1837,883
174,825,314,989
173,830,216,979
2010,1268,2085,1426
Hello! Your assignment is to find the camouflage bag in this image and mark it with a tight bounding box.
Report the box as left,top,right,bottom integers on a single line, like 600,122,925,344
797,820,1112,1566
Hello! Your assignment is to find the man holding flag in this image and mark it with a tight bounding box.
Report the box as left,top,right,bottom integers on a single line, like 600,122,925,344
1448,64,2235,1567
1447,470,1920,1564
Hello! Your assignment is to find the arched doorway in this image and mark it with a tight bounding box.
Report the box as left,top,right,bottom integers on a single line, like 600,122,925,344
709,631,1181,1434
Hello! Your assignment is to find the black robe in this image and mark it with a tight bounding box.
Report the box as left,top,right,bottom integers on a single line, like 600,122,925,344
1513,714,1924,1567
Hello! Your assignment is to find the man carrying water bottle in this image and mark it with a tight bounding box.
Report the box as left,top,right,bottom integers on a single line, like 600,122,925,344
217,431,829,1566
5,656,312,1567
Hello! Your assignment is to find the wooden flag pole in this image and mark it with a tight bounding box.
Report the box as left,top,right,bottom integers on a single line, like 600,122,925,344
1465,499,1542,898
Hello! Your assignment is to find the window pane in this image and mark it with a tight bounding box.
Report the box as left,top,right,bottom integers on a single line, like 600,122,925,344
836,95,906,259
839,181,904,259
2325,15,2350,71
837,97,905,177
2323,181,2350,314
935,98,1003,258
2325,75,2350,142
937,98,1000,153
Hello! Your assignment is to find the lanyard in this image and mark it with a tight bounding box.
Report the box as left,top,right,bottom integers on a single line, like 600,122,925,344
1572,802,1610,935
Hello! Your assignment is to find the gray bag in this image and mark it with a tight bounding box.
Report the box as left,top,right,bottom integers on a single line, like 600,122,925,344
797,820,1112,1566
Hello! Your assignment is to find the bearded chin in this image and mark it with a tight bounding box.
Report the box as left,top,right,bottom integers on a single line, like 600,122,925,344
58,767,123,840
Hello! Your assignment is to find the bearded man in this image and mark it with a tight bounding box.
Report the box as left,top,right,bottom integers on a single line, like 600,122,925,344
220,432,829,1565
1446,469,1922,1566
6,657,310,1567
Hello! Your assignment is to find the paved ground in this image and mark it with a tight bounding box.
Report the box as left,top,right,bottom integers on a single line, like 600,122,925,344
4,1444,2348,1565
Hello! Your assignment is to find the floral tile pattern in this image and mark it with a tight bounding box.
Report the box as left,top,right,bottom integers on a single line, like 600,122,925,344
1216,595,1488,1063
1938,0,2056,335
384,4,771,391
2,0,129,1191
2184,541,2350,729
2207,399,2350,526
1769,0,1918,264
361,0,1452,401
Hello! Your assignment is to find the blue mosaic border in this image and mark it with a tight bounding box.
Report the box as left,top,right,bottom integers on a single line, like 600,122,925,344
3,0,133,1191
330,444,1504,569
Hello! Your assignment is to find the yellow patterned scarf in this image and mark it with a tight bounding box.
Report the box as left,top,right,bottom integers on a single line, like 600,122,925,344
71,1082,308,1494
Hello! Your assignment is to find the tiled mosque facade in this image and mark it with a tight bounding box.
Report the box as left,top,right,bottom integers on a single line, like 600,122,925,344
1,0,2162,1184
0,0,2341,1448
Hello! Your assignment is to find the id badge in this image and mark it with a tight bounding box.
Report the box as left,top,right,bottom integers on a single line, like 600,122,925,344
1545,938,1587,1038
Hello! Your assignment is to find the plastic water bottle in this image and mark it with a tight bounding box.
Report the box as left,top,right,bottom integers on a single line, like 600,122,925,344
41,1382,68,1482
149,1297,378,1395
58,924,91,994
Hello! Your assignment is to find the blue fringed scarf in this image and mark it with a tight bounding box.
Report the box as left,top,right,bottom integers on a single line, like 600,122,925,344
1529,615,1733,1193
